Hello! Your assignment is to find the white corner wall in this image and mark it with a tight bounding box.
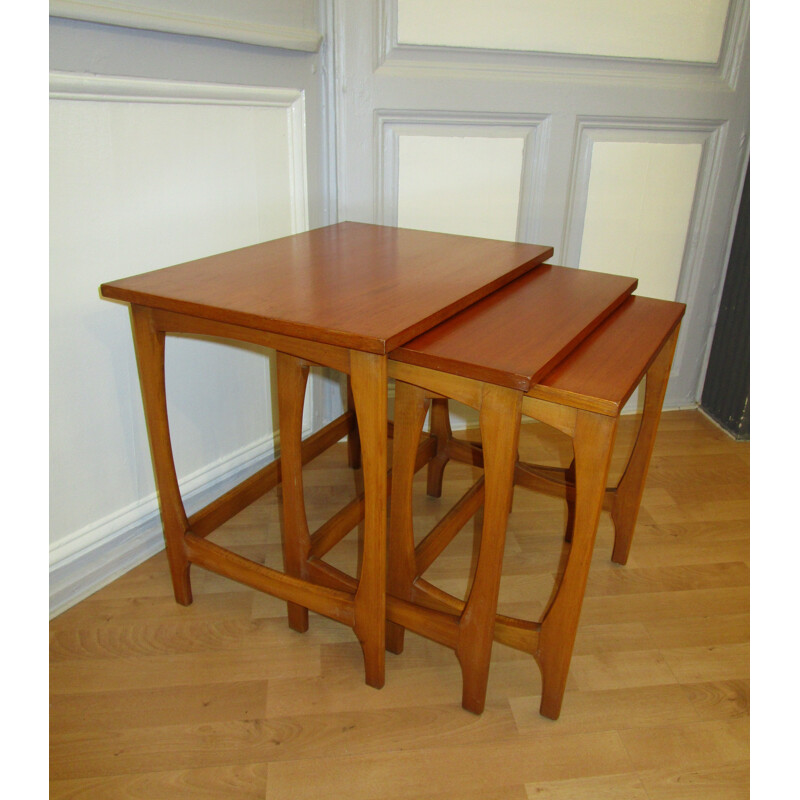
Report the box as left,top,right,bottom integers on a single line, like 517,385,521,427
49,73,310,616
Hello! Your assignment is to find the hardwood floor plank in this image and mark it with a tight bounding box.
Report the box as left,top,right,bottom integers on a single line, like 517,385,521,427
50,643,320,695
50,616,327,662
625,537,750,568
583,561,749,597
659,642,750,684
49,680,269,734
49,764,269,800
510,683,700,734
616,717,749,771
263,732,634,800
51,704,519,780
579,586,750,627
635,763,750,800
570,621,655,655
524,772,650,799
51,590,254,627
645,612,749,649
267,656,534,717
567,649,678,692
681,679,749,721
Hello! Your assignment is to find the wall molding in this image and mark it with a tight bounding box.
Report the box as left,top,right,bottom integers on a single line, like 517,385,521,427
50,71,302,107
375,109,551,244
50,0,322,52
50,71,309,235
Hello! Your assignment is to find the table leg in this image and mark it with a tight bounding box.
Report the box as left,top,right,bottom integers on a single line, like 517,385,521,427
563,456,577,544
386,380,431,655
129,306,192,605
536,409,617,719
456,385,521,714
345,375,361,469
276,352,312,632
610,327,680,565
426,397,452,497
349,350,388,688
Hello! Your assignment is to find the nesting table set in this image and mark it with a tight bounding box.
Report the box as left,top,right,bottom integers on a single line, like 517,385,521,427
101,222,684,719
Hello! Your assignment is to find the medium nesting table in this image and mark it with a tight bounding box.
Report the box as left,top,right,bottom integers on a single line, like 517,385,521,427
100,222,553,689
385,264,685,717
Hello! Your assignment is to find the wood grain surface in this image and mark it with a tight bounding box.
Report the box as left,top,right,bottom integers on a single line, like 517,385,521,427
530,295,686,415
100,222,553,354
389,265,637,390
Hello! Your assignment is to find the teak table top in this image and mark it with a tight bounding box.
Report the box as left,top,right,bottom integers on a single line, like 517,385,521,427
100,222,553,355
389,265,638,391
531,294,686,415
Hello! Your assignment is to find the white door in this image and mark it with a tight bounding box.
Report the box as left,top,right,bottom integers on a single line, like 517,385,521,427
331,0,750,411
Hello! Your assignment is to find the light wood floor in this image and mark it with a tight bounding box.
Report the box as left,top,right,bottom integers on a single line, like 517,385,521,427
50,409,749,799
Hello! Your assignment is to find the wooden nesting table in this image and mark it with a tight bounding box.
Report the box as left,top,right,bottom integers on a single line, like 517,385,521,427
99,222,553,689
385,265,685,716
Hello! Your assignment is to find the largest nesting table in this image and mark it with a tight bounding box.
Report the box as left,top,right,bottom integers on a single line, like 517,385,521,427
100,222,553,689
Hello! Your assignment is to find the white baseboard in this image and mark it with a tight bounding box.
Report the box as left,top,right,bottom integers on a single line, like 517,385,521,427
48,426,305,619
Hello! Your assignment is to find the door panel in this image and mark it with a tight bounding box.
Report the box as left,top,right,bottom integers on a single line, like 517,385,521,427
398,134,524,240
579,140,703,301
395,0,730,63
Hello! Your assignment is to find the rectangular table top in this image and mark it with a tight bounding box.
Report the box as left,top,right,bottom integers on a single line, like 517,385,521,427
100,222,553,354
389,264,638,391
531,295,685,414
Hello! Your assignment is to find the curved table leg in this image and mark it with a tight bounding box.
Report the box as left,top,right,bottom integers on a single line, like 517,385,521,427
536,409,617,719
456,384,521,714
611,326,680,565
349,350,388,689
276,352,312,632
130,306,192,605
426,397,453,497
386,380,430,655
563,456,577,544
345,374,361,469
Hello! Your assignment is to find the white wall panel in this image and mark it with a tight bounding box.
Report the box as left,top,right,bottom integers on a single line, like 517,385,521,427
377,111,550,243
396,0,730,63
393,131,528,429
579,141,703,300
397,134,524,240
49,74,308,612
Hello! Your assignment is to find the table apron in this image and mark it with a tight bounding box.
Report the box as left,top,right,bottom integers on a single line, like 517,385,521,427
141,305,352,374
